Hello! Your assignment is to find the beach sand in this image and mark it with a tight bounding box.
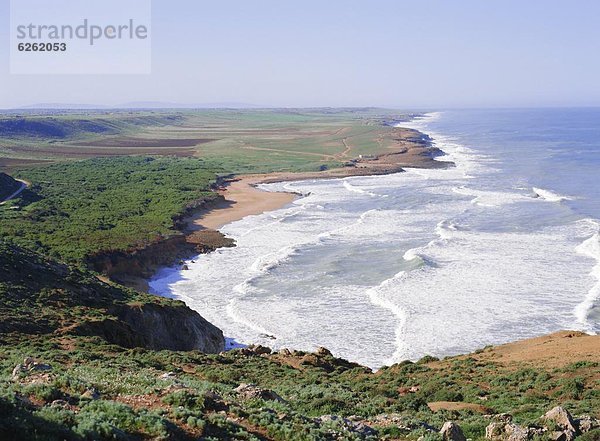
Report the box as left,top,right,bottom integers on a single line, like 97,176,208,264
186,176,298,231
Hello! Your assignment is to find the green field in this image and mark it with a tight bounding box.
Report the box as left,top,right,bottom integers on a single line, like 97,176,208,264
0,109,412,173
0,109,413,263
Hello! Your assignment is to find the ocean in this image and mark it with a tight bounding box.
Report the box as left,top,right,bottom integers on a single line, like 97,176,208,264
150,109,600,368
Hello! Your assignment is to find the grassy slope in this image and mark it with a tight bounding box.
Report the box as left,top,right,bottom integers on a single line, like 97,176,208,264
1,326,598,439
1,241,598,439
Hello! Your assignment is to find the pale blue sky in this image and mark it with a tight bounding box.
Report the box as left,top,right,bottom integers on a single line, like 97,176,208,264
1,0,600,108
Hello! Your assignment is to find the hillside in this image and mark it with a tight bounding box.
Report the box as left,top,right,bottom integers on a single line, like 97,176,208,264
0,240,224,352
0,109,417,172
0,156,220,262
0,172,22,201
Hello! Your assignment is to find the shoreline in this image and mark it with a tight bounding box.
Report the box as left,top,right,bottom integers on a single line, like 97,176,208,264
184,127,451,233
184,176,299,232
109,124,451,295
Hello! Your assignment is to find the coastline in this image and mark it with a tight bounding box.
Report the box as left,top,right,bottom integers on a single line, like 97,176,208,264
184,126,451,232
100,123,451,295
184,176,299,232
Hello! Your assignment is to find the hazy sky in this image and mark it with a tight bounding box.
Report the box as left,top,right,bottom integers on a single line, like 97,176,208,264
1,0,600,108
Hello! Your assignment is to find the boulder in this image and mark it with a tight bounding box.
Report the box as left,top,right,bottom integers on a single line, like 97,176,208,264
315,415,377,438
505,423,531,441
11,364,25,380
248,344,272,355
485,421,533,441
315,347,332,357
51,399,69,407
575,416,600,433
439,421,466,441
11,358,52,380
234,383,285,402
82,387,101,400
485,421,506,440
541,407,577,441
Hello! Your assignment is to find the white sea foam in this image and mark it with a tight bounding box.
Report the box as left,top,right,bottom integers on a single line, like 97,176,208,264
451,186,530,207
365,271,409,365
574,219,600,333
532,187,573,202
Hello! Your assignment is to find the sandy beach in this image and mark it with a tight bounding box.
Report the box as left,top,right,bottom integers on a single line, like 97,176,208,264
186,176,298,231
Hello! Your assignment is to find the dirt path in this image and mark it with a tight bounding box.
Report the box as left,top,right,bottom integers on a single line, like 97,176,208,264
336,137,352,159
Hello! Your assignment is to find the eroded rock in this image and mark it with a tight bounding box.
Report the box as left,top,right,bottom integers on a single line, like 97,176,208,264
541,406,577,441
439,421,466,441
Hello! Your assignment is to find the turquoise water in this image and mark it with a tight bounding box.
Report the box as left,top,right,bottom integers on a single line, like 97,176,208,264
152,109,600,368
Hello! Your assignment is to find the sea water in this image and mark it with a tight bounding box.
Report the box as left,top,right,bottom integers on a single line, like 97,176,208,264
150,109,600,368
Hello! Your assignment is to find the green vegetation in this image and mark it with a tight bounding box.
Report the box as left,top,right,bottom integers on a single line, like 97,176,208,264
0,156,219,261
1,331,598,439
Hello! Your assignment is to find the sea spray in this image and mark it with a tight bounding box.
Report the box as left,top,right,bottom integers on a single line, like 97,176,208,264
574,220,600,333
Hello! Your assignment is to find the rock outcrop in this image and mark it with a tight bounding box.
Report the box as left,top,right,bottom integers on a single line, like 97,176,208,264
484,407,599,441
1,241,225,354
115,302,224,352
234,383,285,402
541,407,578,441
440,421,467,441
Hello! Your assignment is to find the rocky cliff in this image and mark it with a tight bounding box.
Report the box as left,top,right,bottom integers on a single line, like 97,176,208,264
0,241,225,353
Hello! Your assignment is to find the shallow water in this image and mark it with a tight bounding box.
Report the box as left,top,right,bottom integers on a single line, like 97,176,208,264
151,109,600,368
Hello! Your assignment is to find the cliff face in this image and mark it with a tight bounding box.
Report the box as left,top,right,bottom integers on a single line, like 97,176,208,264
86,235,195,280
86,229,235,291
115,302,225,352
0,241,225,353
74,302,225,353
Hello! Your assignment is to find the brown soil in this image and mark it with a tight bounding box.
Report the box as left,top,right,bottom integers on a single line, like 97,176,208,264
13,145,200,158
0,157,53,172
444,331,600,369
427,401,493,413
73,137,216,148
